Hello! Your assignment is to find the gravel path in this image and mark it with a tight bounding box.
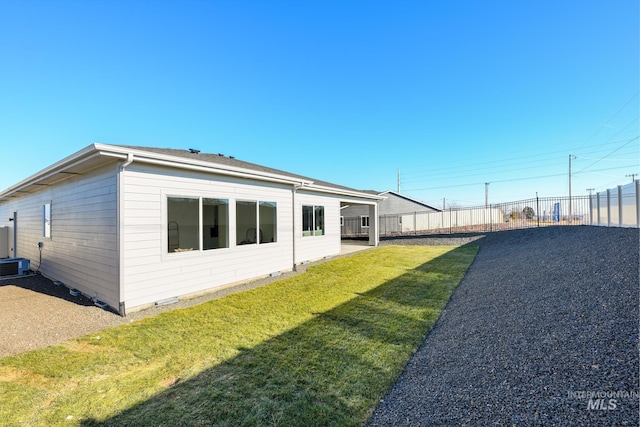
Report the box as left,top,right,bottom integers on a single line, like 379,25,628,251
368,226,639,426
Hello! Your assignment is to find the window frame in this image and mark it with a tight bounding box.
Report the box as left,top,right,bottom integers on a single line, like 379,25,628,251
360,215,370,228
235,199,278,246
43,202,51,238
167,196,231,254
302,204,325,237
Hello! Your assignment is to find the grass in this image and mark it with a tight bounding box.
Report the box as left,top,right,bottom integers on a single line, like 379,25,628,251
0,244,477,426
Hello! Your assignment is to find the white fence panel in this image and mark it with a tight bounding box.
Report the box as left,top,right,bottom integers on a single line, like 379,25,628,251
592,180,638,228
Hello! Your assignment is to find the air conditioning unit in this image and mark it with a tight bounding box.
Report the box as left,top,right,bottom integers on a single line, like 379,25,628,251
0,258,30,277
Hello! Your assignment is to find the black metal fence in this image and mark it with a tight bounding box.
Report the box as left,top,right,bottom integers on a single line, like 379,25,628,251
342,195,592,238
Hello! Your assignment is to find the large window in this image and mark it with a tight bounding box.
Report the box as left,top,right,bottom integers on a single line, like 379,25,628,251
237,200,277,245
167,197,230,253
302,205,325,236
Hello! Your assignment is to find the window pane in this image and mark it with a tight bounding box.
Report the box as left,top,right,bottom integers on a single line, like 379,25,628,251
302,205,313,237
168,198,199,252
314,206,325,236
43,203,51,238
237,201,257,244
203,198,229,250
259,201,277,243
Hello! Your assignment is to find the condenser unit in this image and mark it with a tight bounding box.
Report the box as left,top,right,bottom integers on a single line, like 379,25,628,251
0,258,30,277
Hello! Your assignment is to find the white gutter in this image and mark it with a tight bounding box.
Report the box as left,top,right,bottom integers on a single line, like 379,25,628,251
95,144,315,187
297,184,385,201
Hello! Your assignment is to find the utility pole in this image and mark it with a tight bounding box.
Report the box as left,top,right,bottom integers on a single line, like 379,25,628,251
569,154,576,223
626,173,637,182
586,188,595,196
443,198,446,210
397,169,400,192
485,182,489,208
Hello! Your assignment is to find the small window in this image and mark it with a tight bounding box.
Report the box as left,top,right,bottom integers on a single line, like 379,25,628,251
361,216,370,228
259,201,277,243
43,203,51,238
314,206,325,235
340,216,344,227
302,205,325,236
237,201,258,245
203,198,229,250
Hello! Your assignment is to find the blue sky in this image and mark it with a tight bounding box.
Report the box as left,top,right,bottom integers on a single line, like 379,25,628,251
1,0,638,207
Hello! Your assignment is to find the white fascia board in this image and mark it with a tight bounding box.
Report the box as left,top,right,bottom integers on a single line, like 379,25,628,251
303,184,385,201
0,144,102,200
94,143,314,186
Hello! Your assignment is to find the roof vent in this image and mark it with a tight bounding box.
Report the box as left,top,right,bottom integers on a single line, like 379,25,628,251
188,148,200,154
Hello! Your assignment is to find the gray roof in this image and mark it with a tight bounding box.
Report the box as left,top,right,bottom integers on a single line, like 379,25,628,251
117,145,366,195
0,143,382,202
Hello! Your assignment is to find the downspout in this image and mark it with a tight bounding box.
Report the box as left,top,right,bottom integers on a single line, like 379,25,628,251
11,211,17,258
292,182,305,272
117,153,134,316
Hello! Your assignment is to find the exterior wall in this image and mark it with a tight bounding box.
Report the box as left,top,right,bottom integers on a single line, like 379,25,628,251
294,190,342,264
1,151,379,314
120,164,297,310
0,165,119,305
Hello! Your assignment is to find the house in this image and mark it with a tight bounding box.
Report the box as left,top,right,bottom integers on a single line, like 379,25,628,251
0,144,382,315
341,190,440,237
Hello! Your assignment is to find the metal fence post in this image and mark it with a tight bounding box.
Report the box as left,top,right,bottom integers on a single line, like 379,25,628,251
618,185,623,227
413,212,417,235
607,189,611,227
636,180,640,228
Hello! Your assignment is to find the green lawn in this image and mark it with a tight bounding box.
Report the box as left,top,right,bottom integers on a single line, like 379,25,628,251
0,244,477,426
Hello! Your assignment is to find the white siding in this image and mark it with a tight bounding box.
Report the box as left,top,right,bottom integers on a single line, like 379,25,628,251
121,164,295,310
0,165,119,306
295,191,342,264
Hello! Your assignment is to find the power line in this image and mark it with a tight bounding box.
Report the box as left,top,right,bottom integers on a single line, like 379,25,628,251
575,135,639,174
576,91,639,151
403,164,638,193
400,137,638,181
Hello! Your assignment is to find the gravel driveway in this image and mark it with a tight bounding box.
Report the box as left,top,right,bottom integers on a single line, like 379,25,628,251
368,225,639,426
